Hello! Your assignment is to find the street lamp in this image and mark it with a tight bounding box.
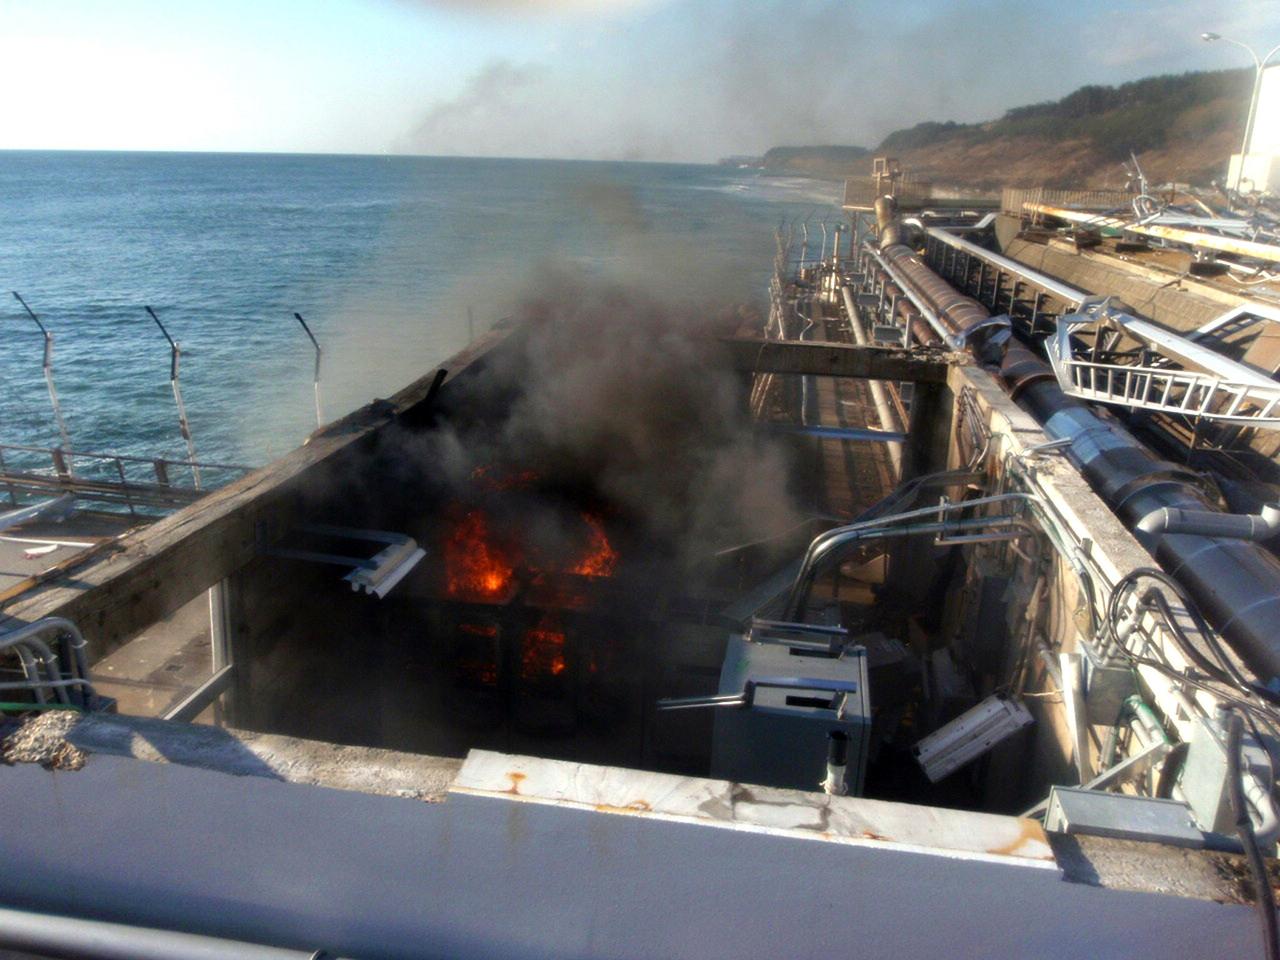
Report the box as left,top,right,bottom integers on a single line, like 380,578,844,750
1201,31,1280,193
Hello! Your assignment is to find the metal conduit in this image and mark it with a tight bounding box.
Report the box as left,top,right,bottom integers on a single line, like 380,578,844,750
783,513,1035,621
0,618,95,708
783,493,1042,621
0,905,354,960
840,285,904,476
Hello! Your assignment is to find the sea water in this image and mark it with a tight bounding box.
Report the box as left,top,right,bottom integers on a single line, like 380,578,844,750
1,152,836,473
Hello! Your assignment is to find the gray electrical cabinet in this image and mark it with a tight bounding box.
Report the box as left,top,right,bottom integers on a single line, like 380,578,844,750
711,634,871,795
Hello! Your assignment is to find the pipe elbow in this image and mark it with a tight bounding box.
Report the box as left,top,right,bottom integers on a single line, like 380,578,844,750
1136,504,1280,541
1136,507,1173,535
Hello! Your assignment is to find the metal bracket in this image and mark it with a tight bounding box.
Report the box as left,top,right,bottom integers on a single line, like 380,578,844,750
657,675,859,712
262,524,426,599
746,619,849,656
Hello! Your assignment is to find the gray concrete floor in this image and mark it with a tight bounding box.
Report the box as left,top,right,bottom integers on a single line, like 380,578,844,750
0,510,138,597
90,591,216,719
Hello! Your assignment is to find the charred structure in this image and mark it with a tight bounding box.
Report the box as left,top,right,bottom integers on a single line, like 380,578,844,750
5,164,1280,958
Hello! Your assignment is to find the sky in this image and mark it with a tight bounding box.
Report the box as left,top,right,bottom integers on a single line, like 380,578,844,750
0,0,1276,161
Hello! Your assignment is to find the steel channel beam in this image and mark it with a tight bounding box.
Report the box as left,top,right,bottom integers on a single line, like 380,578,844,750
924,226,1086,309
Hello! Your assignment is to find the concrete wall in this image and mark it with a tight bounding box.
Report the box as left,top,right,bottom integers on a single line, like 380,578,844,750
0,746,1258,960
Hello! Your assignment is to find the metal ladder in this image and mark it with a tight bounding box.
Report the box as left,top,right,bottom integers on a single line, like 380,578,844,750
1046,298,1280,429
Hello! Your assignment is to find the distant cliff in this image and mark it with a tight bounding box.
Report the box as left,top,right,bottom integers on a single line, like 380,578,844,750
760,145,870,178
761,69,1250,188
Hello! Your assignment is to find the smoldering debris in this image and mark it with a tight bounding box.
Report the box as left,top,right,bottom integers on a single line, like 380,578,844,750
381,267,802,575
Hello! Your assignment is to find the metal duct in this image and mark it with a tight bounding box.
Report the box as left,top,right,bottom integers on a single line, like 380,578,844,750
874,196,897,233
1000,342,1280,683
863,219,1280,681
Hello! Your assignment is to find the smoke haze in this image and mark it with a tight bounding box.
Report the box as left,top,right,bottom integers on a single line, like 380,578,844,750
396,0,1280,163
383,265,800,574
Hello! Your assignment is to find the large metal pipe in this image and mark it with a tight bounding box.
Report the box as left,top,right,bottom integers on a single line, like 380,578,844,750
1001,341,1280,683
860,246,953,345
874,219,1280,682
880,243,992,342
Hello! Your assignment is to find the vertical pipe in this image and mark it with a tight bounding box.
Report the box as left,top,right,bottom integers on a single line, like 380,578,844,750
841,285,903,477
208,580,232,724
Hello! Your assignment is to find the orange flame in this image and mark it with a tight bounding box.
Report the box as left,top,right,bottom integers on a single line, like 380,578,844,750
569,512,618,578
445,509,517,603
521,613,567,679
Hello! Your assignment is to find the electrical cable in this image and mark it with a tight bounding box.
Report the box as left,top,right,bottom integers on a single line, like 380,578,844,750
1155,741,1190,799
1106,567,1280,712
1226,707,1280,960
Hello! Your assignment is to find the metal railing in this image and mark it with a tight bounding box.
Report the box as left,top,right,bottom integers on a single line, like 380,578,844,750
0,442,252,514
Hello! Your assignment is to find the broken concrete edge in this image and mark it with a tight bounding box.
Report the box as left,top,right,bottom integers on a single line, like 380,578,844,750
0,711,462,802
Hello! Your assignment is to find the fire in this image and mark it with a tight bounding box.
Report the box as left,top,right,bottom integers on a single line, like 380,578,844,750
569,512,618,578
521,613,567,679
443,472,619,607
445,509,517,602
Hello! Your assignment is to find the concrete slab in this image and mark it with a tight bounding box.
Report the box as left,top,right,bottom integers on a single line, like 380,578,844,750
0,511,137,599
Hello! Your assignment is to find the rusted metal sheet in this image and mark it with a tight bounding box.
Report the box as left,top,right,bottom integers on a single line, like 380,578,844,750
452,750,1059,870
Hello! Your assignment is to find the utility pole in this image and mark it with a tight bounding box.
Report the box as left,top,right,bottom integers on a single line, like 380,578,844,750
1201,32,1280,193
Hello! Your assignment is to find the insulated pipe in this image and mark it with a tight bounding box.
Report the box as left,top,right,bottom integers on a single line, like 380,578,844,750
1000,341,1280,683
874,196,896,233
880,243,993,344
860,246,953,345
867,234,1280,684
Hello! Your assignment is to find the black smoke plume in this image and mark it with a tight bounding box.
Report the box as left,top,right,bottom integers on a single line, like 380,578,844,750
379,266,801,578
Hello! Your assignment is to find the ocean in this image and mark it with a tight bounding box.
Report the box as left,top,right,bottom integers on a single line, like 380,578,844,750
1,152,837,479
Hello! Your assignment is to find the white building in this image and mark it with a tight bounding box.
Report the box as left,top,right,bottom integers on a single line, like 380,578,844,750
1228,62,1280,193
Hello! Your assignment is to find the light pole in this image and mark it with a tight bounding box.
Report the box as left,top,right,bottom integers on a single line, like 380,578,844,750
1201,32,1280,193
